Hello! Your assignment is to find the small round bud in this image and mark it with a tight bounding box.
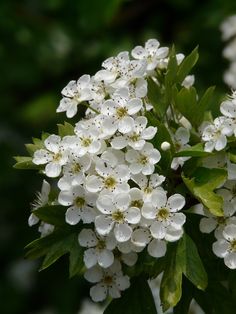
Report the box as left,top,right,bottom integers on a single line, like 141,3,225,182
161,141,171,151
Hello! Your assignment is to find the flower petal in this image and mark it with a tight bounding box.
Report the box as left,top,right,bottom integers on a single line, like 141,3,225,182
114,223,132,242
147,239,167,258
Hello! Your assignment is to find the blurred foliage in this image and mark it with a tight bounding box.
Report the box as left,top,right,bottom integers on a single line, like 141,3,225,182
1,0,236,313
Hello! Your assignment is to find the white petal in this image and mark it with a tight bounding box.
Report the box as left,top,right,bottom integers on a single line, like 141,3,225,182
84,266,103,283
127,98,142,115
78,229,98,247
28,213,39,226
115,275,130,291
98,249,114,268
131,46,147,59
90,284,107,302
175,127,190,145
141,126,157,140
129,162,143,174
121,252,138,266
125,207,141,224
65,207,81,225
199,217,217,233
220,100,236,118
66,102,78,118
84,248,98,268
131,228,150,247
33,149,52,165
88,141,101,154
44,135,61,153
151,190,167,208
142,203,156,219
150,221,166,239
45,162,61,177
171,213,186,229
165,227,183,242
111,136,128,149
167,194,185,212
96,195,115,214
95,215,114,235
212,240,229,257
114,223,132,242
114,193,130,210
224,252,236,269
86,175,103,193
215,135,227,151
223,224,236,241
108,285,121,299
125,149,139,163
118,116,134,134
58,190,73,206
142,163,154,175
147,239,167,258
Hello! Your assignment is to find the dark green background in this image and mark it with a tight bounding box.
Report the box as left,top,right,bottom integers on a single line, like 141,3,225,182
1,0,236,313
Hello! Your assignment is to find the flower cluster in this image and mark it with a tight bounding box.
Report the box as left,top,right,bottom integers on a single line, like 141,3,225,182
18,37,236,309
29,39,190,302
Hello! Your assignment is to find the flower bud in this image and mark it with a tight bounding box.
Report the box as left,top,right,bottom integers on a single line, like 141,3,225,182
161,141,171,151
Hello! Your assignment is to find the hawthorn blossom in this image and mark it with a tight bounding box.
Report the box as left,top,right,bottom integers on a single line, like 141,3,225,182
78,229,116,268
57,75,92,118
33,135,69,178
125,142,161,175
171,127,190,170
95,192,141,242
84,260,130,302
213,223,236,269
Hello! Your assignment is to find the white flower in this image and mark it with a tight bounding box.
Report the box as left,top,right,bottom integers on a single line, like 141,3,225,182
32,135,68,177
78,229,116,268
142,190,186,241
131,39,169,72
28,180,51,227
213,224,236,269
95,192,141,242
201,117,232,152
84,260,130,302
171,127,190,170
181,75,195,89
85,159,130,194
125,142,161,175
58,185,97,225
57,75,92,118
111,116,157,150
101,87,142,135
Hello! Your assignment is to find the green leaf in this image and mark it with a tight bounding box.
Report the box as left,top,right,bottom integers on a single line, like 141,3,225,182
177,46,199,83
182,167,227,216
160,243,182,311
25,228,83,276
174,86,198,127
13,156,40,170
57,122,75,137
33,205,67,226
196,86,215,124
165,45,178,84
104,277,157,314
174,143,211,157
147,78,167,118
177,234,208,290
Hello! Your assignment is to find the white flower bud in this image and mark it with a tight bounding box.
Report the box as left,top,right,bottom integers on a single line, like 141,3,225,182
161,141,171,151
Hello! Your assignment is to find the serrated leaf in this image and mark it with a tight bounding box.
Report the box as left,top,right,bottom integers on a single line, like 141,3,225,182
33,205,67,226
182,167,227,216
13,156,40,170
165,45,178,84
177,46,199,83
174,143,211,157
57,122,75,137
104,277,157,314
177,234,207,290
160,243,182,311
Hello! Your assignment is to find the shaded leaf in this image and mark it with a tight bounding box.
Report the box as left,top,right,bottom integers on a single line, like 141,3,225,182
33,205,67,226
13,156,40,170
57,122,75,137
174,143,211,157
177,46,199,83
104,277,157,314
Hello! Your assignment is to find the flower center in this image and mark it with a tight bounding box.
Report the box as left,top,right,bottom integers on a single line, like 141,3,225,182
75,197,85,208
156,208,169,221
139,154,148,165
72,163,81,174
230,239,236,252
53,152,62,161
217,216,226,225
129,133,140,142
116,107,128,118
96,240,106,250
131,199,143,209
103,275,113,285
104,176,117,189
144,187,152,194
112,211,124,223
81,137,92,147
